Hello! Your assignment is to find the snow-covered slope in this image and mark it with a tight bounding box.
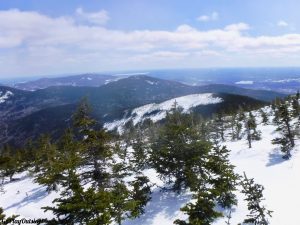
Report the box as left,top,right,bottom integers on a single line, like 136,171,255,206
2,108,300,224
0,90,13,103
104,93,223,132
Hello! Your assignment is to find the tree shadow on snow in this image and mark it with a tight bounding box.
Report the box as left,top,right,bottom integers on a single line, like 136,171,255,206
123,188,191,225
5,186,48,210
266,149,286,167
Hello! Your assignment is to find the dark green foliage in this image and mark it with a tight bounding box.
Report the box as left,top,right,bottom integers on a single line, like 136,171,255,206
229,113,243,140
207,143,238,209
260,109,269,125
241,172,272,225
149,104,239,224
272,101,295,159
128,176,152,217
211,112,227,141
150,103,212,192
0,145,23,181
33,135,62,192
131,129,149,171
40,100,151,225
0,207,18,224
245,112,261,148
174,192,223,225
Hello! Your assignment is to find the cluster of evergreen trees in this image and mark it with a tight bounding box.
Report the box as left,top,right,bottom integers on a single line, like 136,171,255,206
118,102,273,224
271,93,300,159
1,95,290,224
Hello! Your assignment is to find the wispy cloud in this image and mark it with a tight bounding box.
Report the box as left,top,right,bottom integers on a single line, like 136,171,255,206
277,20,289,27
197,11,219,22
76,7,109,25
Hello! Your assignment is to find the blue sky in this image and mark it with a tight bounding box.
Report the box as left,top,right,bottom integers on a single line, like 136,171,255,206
1,0,300,77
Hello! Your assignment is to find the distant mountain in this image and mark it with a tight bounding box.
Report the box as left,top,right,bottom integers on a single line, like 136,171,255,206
13,74,122,91
146,68,300,94
0,75,285,146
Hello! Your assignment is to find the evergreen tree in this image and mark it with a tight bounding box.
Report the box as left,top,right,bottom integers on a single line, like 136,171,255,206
245,112,261,149
43,99,151,225
207,142,238,209
131,127,149,171
240,172,272,225
0,145,23,181
229,113,242,140
259,109,269,125
211,112,227,141
33,135,62,192
0,207,18,224
292,97,300,118
174,192,223,225
150,103,212,192
272,101,295,159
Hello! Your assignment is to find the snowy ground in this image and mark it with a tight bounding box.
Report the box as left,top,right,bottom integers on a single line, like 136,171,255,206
1,110,300,224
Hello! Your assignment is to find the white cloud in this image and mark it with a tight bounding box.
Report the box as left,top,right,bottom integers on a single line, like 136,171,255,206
1,9,300,76
277,20,289,27
225,23,250,31
197,11,219,22
76,7,109,25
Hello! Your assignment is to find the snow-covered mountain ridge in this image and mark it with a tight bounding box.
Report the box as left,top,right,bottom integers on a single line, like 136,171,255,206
104,93,223,132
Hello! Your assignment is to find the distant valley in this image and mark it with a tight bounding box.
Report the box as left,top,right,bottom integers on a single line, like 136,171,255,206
0,74,285,146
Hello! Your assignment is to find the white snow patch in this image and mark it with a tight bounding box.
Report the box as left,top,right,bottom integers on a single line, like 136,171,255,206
146,80,156,85
235,80,254,85
0,91,13,103
104,93,223,132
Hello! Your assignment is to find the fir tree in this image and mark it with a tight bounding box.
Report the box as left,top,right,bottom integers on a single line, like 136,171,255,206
207,142,238,209
150,103,212,192
0,145,23,181
241,172,272,225
33,135,62,192
259,109,269,125
245,112,261,149
0,207,18,224
272,101,295,159
43,100,151,225
211,112,227,141
174,192,223,225
229,113,242,140
131,127,149,171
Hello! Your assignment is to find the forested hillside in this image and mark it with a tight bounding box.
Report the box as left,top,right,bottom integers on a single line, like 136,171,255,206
1,92,299,224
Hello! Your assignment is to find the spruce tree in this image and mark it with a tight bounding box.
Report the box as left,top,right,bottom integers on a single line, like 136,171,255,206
0,207,18,224
272,101,295,159
43,99,151,225
207,142,238,209
229,113,242,140
33,135,62,192
245,112,261,148
259,109,269,125
0,145,22,181
174,192,223,225
150,103,212,192
131,127,149,171
211,112,227,141
240,172,272,225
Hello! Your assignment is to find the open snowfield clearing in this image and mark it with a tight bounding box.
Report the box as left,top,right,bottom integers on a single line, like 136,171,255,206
1,111,299,224
104,93,223,132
